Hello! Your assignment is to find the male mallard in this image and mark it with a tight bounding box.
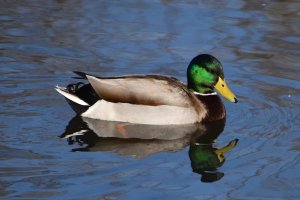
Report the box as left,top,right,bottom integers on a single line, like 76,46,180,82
55,54,237,125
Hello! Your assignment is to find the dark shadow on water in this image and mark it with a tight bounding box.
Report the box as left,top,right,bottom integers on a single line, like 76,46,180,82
60,116,238,183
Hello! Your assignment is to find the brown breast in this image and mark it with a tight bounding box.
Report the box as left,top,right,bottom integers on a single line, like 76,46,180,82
195,94,226,122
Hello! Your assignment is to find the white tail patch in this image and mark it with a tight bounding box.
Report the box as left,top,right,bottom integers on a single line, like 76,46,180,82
63,130,88,138
55,86,89,106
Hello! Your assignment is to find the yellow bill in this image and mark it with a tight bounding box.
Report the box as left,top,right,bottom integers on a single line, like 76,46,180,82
214,77,238,103
215,139,239,163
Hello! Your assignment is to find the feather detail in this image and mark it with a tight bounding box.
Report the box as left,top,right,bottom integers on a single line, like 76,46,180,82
86,75,203,107
55,86,89,106
82,100,203,125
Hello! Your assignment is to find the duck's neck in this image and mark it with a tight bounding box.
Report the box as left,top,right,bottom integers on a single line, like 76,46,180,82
194,92,226,122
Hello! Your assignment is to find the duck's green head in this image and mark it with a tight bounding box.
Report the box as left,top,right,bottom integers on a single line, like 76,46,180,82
187,54,238,103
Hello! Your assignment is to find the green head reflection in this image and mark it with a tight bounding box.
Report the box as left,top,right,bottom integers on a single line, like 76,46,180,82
189,138,238,183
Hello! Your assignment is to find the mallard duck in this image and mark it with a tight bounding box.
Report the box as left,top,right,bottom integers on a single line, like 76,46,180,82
55,54,237,125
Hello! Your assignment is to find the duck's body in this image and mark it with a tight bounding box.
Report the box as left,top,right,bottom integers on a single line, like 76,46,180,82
56,54,237,125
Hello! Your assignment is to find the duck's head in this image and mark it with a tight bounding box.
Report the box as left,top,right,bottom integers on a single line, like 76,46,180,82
187,54,238,103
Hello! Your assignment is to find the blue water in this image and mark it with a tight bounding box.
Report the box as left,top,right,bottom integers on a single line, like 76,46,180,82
1,1,300,199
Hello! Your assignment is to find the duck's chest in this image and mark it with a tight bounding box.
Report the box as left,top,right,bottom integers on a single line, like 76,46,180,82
196,94,226,122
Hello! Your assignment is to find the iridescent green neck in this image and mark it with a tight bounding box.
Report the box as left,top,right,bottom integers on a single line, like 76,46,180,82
187,64,217,94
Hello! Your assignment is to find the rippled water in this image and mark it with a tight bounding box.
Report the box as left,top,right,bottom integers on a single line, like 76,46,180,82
1,1,300,199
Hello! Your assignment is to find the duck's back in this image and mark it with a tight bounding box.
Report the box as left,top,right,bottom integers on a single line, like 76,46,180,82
81,75,208,125
87,75,199,108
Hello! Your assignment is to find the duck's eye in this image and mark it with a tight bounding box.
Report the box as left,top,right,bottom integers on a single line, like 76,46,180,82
221,84,224,87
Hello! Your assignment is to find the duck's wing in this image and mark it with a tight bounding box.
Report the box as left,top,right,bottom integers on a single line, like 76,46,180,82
84,73,199,108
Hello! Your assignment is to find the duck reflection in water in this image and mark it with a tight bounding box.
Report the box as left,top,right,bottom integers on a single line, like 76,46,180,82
189,120,238,182
61,116,238,182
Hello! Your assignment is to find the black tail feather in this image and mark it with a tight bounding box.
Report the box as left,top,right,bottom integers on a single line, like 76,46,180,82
73,71,89,79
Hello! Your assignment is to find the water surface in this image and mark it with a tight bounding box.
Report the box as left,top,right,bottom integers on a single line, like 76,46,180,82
1,1,300,199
